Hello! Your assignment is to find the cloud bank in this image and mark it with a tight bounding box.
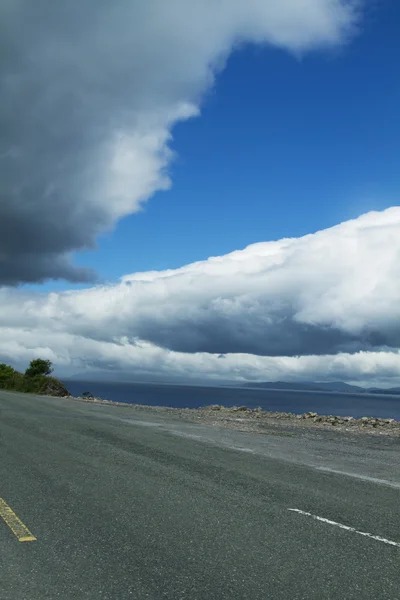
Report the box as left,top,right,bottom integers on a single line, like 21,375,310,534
0,0,358,284
1,208,399,386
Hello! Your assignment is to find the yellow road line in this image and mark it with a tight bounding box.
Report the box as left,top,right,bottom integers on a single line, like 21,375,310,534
0,497,36,542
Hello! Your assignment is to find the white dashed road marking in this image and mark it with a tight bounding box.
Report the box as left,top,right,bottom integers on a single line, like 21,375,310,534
315,467,400,489
288,508,400,548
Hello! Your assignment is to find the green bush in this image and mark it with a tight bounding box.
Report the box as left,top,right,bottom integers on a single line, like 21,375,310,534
0,359,69,397
0,364,23,390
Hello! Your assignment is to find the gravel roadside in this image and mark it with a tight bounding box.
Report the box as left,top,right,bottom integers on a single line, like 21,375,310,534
60,395,400,437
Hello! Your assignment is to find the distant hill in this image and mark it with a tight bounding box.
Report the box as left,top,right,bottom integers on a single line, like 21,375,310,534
367,387,400,395
305,381,366,392
240,380,364,392
239,381,325,391
240,381,400,395
65,374,400,395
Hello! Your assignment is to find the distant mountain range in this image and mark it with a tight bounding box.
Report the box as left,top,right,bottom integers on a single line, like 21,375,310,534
240,381,400,395
65,372,400,395
367,387,400,395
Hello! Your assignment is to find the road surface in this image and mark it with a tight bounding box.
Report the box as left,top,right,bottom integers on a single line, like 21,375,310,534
1,390,399,599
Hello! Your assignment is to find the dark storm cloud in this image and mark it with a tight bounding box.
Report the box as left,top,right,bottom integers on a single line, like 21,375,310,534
0,0,357,284
0,1,185,284
1,2,109,283
131,315,388,357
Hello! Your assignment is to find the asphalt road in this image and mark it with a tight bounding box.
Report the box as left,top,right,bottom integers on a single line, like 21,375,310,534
1,391,399,600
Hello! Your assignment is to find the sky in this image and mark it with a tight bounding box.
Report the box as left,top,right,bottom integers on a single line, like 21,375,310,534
1,0,400,387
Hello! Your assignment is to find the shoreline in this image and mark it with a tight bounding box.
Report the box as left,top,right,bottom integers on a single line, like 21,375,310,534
62,394,400,436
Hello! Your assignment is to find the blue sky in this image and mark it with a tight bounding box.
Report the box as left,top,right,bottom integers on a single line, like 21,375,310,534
38,0,399,290
2,1,400,386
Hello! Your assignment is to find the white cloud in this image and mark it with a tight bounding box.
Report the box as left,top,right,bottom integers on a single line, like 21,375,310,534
0,0,359,283
1,208,400,387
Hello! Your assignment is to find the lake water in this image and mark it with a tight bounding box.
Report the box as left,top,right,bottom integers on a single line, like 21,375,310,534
64,380,400,420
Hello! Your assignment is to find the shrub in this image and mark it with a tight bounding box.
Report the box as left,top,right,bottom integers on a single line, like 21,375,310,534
0,363,23,390
25,358,53,378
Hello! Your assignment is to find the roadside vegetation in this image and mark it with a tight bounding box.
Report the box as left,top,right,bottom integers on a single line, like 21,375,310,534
0,359,69,397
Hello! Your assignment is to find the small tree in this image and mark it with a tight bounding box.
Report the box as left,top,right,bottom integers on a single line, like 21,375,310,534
25,358,53,378
0,363,16,386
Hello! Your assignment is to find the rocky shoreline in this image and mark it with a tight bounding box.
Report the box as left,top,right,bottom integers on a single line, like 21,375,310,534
64,394,400,436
